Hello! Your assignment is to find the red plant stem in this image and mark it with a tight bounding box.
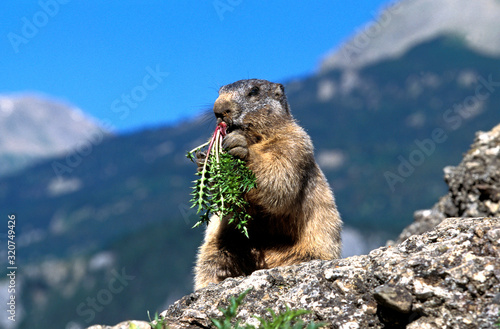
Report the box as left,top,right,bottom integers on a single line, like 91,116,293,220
219,121,227,136
206,122,227,160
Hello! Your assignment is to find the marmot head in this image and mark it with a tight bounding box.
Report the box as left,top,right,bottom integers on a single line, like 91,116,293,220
213,79,292,133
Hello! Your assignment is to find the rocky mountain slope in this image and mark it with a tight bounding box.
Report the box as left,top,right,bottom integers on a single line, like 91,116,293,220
0,94,108,176
88,124,500,329
320,0,500,70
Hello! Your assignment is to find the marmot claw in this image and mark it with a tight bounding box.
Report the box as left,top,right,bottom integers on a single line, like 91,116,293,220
222,132,249,160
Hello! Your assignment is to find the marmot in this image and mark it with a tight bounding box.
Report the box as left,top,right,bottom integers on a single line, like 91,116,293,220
194,79,342,290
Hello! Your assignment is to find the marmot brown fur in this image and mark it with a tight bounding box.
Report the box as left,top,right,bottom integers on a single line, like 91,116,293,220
194,79,342,290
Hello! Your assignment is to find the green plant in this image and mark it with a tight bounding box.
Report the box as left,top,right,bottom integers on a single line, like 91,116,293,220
187,122,257,237
211,289,326,329
147,310,168,329
211,288,253,329
253,307,324,329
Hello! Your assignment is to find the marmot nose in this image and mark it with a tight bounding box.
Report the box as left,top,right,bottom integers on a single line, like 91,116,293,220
213,100,232,119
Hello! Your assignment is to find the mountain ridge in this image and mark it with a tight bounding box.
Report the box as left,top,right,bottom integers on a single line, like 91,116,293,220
320,0,500,71
0,94,109,176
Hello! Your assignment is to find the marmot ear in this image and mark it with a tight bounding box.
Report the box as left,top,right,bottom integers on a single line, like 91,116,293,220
272,83,290,115
272,83,285,99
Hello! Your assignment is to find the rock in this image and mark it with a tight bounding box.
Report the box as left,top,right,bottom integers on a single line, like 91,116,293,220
149,217,499,329
395,123,500,244
373,284,413,313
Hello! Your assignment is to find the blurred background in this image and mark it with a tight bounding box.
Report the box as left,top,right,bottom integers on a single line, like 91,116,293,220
1,0,500,328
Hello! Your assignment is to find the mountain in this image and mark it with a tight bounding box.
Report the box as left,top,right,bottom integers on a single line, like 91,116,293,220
2,0,500,328
0,94,108,176
320,0,500,71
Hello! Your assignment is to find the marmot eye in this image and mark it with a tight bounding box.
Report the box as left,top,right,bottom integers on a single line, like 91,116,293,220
247,86,260,97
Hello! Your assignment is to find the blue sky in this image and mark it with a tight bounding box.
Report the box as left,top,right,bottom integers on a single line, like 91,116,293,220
1,1,389,133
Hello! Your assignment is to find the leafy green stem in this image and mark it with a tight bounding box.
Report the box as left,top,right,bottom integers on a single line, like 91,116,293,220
186,122,256,237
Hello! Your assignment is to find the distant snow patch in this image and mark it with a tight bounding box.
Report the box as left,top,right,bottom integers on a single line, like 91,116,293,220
47,177,82,197
340,70,361,94
317,149,347,170
89,251,116,271
70,107,87,122
0,97,14,117
317,79,337,101
457,69,478,87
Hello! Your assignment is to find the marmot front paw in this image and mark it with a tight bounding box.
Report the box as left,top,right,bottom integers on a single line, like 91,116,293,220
222,131,249,160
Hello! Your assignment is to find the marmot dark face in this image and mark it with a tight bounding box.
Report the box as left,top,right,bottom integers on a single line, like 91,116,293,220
213,79,292,133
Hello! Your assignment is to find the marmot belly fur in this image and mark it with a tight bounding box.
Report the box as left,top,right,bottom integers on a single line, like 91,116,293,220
194,79,342,290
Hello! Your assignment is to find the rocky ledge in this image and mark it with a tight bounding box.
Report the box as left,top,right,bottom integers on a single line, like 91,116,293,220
154,217,500,329
88,124,500,329
395,124,500,244
90,217,499,329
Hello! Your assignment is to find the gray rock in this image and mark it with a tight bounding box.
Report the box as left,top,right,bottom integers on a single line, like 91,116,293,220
373,284,413,313
394,123,500,244
153,217,499,329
